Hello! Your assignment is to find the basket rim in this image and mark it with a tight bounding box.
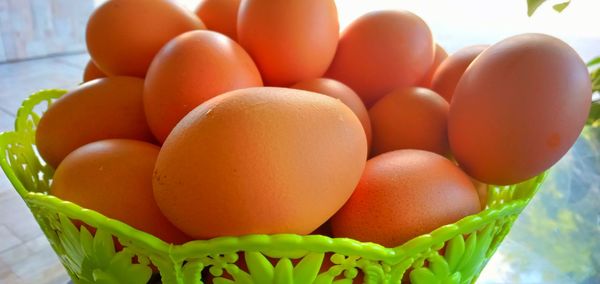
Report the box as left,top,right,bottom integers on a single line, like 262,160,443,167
0,89,548,264
9,173,540,264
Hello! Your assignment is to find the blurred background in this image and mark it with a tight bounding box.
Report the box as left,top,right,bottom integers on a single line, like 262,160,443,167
1,0,599,62
0,0,598,283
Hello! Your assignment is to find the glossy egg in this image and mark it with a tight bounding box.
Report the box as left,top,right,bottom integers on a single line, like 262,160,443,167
326,10,434,106
144,30,263,143
153,87,367,239
449,33,592,185
36,77,155,168
291,78,372,149
83,60,106,82
331,150,480,247
51,139,190,244
86,0,204,77
237,0,339,86
195,0,240,40
369,87,449,156
431,45,488,102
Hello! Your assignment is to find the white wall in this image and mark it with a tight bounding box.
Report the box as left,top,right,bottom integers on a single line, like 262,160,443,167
171,0,600,60
88,0,599,61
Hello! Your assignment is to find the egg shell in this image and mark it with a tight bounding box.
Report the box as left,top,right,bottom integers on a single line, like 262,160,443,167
153,87,368,239
418,43,448,88
36,77,155,168
449,33,592,185
291,78,372,149
195,0,240,40
237,0,339,86
143,30,263,143
331,149,480,247
326,10,434,107
86,0,204,77
51,139,190,244
369,87,449,156
83,60,106,83
431,45,488,102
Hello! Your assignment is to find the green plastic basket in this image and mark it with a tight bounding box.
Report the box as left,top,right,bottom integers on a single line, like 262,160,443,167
0,89,547,284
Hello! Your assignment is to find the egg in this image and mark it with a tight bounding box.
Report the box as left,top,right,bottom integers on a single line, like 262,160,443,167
431,45,488,102
449,33,592,185
472,178,488,209
419,43,448,87
325,10,434,107
195,0,240,40
83,60,106,83
86,0,204,77
51,139,190,244
36,77,155,168
153,87,367,239
369,87,449,156
291,78,372,149
237,0,339,86
143,30,263,143
331,149,480,247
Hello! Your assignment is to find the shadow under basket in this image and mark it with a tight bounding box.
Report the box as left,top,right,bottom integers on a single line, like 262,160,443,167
0,90,547,284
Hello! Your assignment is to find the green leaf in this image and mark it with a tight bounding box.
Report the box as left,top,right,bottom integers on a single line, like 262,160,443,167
79,226,94,255
444,235,465,271
456,233,477,272
410,267,439,284
213,278,235,284
314,274,335,284
105,251,153,284
58,215,85,274
293,253,324,283
245,252,274,283
553,1,571,12
527,0,571,16
587,102,600,127
229,270,253,284
442,272,461,284
429,254,450,277
587,56,600,67
273,258,294,284
93,229,116,266
333,279,354,284
461,225,495,280
181,260,204,284
527,0,547,16
587,57,600,126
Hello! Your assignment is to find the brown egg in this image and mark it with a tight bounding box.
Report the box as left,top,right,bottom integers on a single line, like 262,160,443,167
418,43,448,87
472,178,488,209
36,77,155,168
331,149,480,247
369,87,449,156
326,10,434,107
144,30,263,143
83,60,106,82
51,139,190,244
237,0,339,86
431,45,488,102
291,78,372,149
449,34,592,185
195,0,240,40
153,87,367,239
86,0,204,77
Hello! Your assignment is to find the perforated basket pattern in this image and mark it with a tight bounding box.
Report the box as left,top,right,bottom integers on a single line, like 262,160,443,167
0,90,547,284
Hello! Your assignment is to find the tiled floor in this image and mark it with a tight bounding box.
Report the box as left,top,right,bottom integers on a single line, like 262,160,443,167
0,52,88,284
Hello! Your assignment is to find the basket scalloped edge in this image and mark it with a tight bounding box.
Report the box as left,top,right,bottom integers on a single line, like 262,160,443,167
0,89,548,284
